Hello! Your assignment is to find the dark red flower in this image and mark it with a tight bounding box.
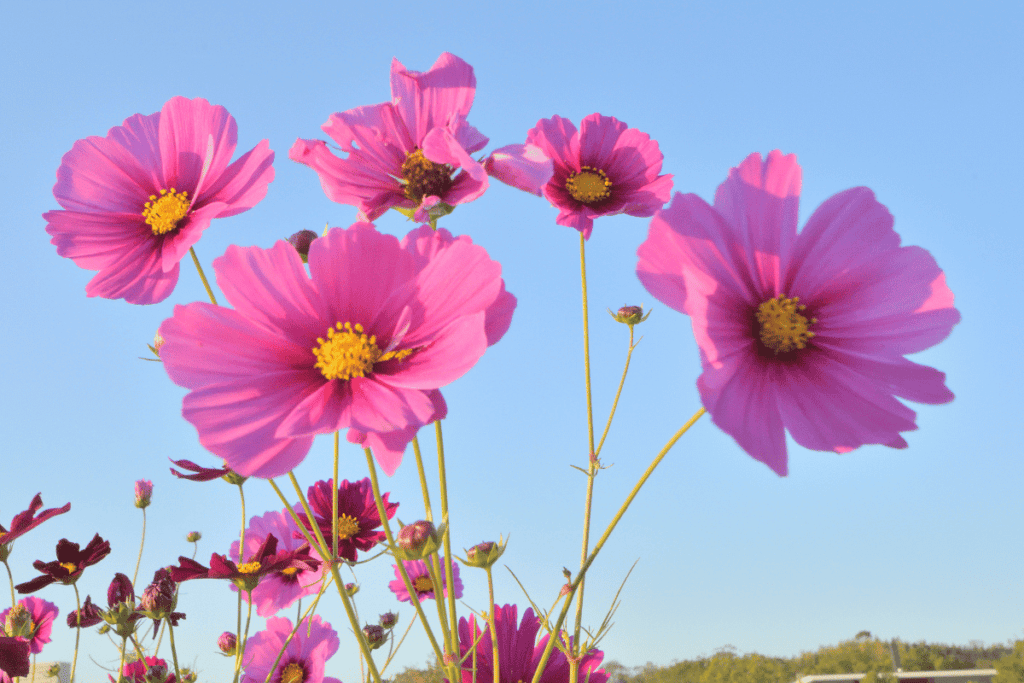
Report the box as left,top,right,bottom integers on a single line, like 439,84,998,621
16,534,111,593
0,494,71,561
107,572,135,607
67,595,102,628
296,479,397,563
168,458,232,482
169,534,319,592
138,569,185,636
0,636,30,679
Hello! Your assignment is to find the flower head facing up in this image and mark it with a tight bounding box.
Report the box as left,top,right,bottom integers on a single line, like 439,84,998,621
241,616,341,683
231,507,328,616
1,598,59,655
290,53,489,223
492,114,672,239
636,151,960,475
44,97,274,304
0,494,71,561
169,533,320,593
297,479,397,564
389,556,462,603
159,222,515,478
16,534,111,593
455,604,608,683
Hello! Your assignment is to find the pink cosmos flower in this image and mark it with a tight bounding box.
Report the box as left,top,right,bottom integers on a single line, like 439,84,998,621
636,151,960,475
110,656,175,683
241,616,341,683
455,604,608,683
159,222,515,478
44,96,275,304
492,113,672,239
229,507,328,616
296,478,397,563
134,480,153,509
289,53,489,223
0,598,59,655
388,556,462,603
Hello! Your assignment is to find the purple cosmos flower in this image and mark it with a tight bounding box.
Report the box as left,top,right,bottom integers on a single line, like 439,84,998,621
110,656,175,683
297,479,397,564
0,494,71,559
492,113,672,239
290,53,489,223
241,616,341,683
170,534,319,593
230,507,328,616
388,556,462,603
66,595,102,628
44,97,274,304
636,151,960,475
0,598,59,655
159,223,515,478
16,534,111,593
456,604,608,683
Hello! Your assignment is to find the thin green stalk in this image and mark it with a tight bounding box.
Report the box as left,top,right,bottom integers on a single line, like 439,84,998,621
264,580,331,683
333,431,340,560
189,246,219,305
70,585,82,683
237,482,247,564
115,637,128,683
594,326,637,458
426,554,452,647
485,566,499,683
530,408,706,683
4,560,15,608
132,508,146,588
167,619,183,683
380,610,420,675
434,421,458,656
412,436,434,522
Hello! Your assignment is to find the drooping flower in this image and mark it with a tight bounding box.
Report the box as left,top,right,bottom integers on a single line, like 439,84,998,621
636,151,960,475
296,479,397,564
16,534,111,593
44,96,275,305
169,534,319,593
388,556,462,603
492,113,672,239
159,222,515,478
0,494,71,560
241,616,341,683
1,598,58,654
230,507,328,616
454,604,608,683
290,53,489,223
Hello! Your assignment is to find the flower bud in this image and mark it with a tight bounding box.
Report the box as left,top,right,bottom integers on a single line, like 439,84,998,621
379,612,398,630
218,631,237,656
344,582,359,597
186,531,202,543
140,581,174,616
609,305,651,326
5,603,32,638
462,539,507,569
98,624,110,634
180,669,198,683
145,664,169,683
393,520,443,560
150,332,165,358
47,664,62,678
559,583,572,597
108,573,136,608
134,480,153,509
362,624,386,650
287,230,318,263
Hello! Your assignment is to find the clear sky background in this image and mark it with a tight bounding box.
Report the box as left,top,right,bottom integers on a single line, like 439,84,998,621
2,1,1022,682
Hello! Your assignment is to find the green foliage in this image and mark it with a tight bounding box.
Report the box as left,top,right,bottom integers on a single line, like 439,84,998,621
993,640,1024,683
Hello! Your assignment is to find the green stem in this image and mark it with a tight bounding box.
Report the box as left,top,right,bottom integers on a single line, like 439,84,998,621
167,619,183,683
3,560,15,608
412,436,434,522
189,246,219,305
115,637,129,683
132,508,147,588
486,567,499,683
70,585,81,683
594,326,637,458
333,431,340,560
530,408,706,683
426,554,452,647
574,232,597,652
237,482,247,563
434,421,459,659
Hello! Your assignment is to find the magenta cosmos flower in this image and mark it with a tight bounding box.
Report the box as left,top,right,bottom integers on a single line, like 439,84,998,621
297,478,397,563
492,113,672,239
110,656,175,683
455,604,608,683
230,507,328,616
637,151,960,475
241,616,341,683
159,222,515,478
0,494,70,560
388,556,462,603
0,598,59,655
290,53,489,223
44,96,274,304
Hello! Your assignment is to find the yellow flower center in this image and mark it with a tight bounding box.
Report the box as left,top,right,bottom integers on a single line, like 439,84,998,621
756,295,817,354
401,149,454,203
236,561,262,574
413,576,434,594
280,662,305,683
279,567,299,577
337,514,360,540
60,562,78,574
142,188,190,235
565,166,611,203
312,322,412,381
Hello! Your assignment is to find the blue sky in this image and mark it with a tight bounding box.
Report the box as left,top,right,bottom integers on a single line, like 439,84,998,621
2,1,1022,682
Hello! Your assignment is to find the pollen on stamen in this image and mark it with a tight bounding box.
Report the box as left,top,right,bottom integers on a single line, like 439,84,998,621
312,322,413,381
756,295,817,354
401,149,455,203
565,166,612,203
236,561,262,574
142,188,190,235
412,576,434,593
280,662,305,683
336,514,361,540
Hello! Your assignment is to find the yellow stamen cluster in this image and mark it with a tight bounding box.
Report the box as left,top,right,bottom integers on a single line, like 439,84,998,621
401,149,454,203
279,567,299,577
142,188,190,235
236,561,262,574
756,295,817,354
281,662,305,683
60,562,78,574
412,575,434,594
336,514,361,540
565,166,612,203
312,322,412,381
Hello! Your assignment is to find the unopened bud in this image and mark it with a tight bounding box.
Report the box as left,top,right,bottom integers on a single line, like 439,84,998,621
559,583,572,597
134,480,153,509
287,230,318,263
180,670,198,683
218,631,237,656
462,538,507,569
145,664,169,683
108,573,135,608
186,531,202,543
394,520,441,560
151,332,165,357
363,624,386,650
344,583,359,597
379,612,398,630
609,305,650,326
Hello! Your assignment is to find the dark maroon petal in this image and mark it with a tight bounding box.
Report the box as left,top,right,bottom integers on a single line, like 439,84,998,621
169,458,230,481
0,636,31,678
15,574,56,594
169,557,210,582
107,572,135,607
81,534,111,568
0,494,71,547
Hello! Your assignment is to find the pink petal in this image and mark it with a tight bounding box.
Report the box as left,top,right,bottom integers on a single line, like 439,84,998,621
382,313,488,389
348,390,446,476
81,229,178,304
158,97,238,200
199,139,275,218
485,143,554,196
390,53,477,146
577,114,628,169
527,115,580,174
421,126,489,206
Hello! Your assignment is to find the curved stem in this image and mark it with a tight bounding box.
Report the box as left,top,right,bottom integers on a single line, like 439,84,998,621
132,508,147,588
594,326,636,458
189,247,219,306
434,421,458,656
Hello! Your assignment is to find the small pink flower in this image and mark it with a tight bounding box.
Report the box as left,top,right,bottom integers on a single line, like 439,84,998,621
44,97,274,304
492,113,672,239
290,53,489,223
636,151,960,475
241,616,341,683
110,656,174,683
0,598,59,655
388,556,462,603
134,480,153,509
159,223,515,478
